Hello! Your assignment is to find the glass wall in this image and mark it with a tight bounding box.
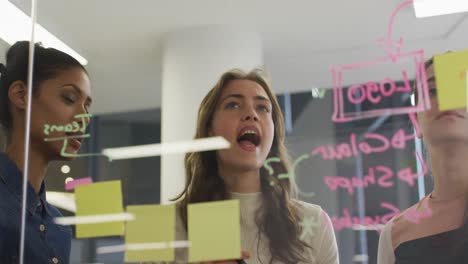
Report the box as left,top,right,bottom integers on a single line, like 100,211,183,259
1,0,466,263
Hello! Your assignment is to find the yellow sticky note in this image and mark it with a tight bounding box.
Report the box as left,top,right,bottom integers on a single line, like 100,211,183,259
75,180,124,238
434,49,468,111
124,204,176,262
188,200,241,262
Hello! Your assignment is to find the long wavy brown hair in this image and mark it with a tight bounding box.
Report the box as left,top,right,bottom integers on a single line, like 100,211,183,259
173,69,310,263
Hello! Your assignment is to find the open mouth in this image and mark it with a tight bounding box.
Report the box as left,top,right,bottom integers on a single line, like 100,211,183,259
237,127,261,150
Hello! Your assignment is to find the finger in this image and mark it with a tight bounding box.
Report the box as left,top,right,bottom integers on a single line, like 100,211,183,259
241,251,251,259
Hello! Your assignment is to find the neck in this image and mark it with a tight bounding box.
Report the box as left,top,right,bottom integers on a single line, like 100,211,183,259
5,129,49,193
219,165,261,193
429,144,468,200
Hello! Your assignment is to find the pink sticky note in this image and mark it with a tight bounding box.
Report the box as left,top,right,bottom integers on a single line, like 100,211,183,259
65,177,93,191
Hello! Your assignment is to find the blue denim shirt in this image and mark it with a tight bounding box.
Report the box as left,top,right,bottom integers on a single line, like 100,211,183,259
0,153,71,264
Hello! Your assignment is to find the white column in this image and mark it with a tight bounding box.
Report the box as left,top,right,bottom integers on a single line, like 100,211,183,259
160,26,263,204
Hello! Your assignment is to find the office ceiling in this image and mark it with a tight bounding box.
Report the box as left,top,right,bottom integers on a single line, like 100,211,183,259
3,0,467,114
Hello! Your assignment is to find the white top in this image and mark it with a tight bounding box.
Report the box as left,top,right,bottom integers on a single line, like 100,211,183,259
377,219,396,264
166,192,339,264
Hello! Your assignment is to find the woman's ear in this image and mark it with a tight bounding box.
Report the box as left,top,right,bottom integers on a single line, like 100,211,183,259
8,80,28,111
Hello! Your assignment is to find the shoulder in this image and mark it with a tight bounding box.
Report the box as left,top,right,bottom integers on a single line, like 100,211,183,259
291,199,332,227
380,218,394,241
0,178,18,214
377,219,395,264
0,179,10,205
388,197,430,248
46,202,64,217
0,184,18,229
0,172,20,226
291,200,333,228
0,167,15,202
378,197,427,251
292,200,339,264
291,199,323,217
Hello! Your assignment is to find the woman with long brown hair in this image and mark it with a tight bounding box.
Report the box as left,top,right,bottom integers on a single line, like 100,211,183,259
171,69,338,264
377,58,468,263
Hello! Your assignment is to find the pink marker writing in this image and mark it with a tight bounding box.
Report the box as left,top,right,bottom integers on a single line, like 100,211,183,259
347,72,412,105
311,128,415,160
331,0,431,123
331,202,400,232
323,151,427,195
401,197,433,224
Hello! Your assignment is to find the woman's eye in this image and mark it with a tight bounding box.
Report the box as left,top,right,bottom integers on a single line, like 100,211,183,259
225,102,240,109
257,104,271,113
63,96,75,104
429,88,437,97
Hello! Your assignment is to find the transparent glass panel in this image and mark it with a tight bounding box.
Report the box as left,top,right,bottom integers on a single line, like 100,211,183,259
1,1,462,263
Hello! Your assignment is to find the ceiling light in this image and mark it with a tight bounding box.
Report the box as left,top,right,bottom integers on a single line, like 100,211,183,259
0,0,87,65
61,165,71,174
64,177,74,185
413,0,468,18
102,136,230,161
353,254,369,262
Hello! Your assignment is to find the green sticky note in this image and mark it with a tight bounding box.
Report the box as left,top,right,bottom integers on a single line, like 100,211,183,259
188,200,241,262
434,49,468,111
124,204,176,262
75,180,124,238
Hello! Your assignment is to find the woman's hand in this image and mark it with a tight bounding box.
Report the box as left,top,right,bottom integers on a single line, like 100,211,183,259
201,251,250,264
